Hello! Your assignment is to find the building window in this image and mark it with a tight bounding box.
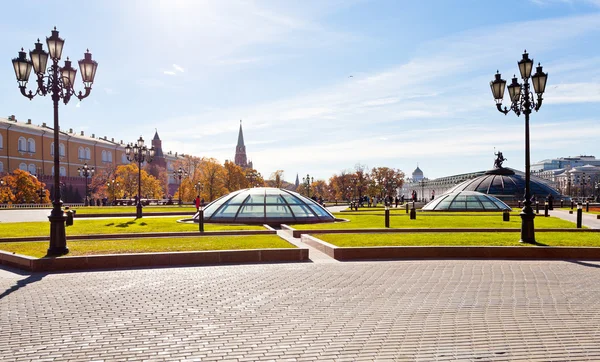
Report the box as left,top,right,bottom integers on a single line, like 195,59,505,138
0,161,3,173
59,143,65,156
19,163,27,171
78,147,85,159
60,167,66,176
0,133,3,149
27,138,35,153
28,164,36,174
107,152,112,162
18,137,26,152
85,147,91,160
121,153,127,164
101,150,106,162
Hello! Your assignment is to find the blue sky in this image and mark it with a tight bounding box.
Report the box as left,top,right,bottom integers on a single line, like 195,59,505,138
2,0,599,182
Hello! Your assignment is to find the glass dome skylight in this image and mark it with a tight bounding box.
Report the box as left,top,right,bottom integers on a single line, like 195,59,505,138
423,191,512,212
195,187,335,225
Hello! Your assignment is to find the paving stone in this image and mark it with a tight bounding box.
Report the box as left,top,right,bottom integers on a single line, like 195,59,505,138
1,260,600,360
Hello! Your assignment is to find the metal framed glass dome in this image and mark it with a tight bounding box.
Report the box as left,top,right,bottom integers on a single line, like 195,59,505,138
196,187,335,225
423,191,512,212
445,167,562,202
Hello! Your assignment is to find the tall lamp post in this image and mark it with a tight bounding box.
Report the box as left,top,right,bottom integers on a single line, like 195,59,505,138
490,50,548,243
77,163,95,206
107,179,119,205
303,174,313,198
125,136,155,218
12,28,98,255
174,167,188,206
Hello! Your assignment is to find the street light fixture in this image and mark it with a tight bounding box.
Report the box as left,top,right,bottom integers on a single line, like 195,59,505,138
125,136,155,218
303,174,313,198
107,179,119,205
77,163,95,206
490,50,548,243
173,167,188,206
12,28,98,255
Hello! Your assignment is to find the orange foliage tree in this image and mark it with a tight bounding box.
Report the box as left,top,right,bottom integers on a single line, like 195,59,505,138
1,169,50,204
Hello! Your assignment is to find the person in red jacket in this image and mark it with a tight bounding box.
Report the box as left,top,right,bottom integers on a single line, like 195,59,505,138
195,195,200,210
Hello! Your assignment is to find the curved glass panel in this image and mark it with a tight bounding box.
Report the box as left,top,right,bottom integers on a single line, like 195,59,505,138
423,191,511,212
199,187,335,224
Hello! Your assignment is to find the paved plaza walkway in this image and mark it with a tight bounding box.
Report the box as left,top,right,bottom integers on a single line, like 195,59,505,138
2,260,600,361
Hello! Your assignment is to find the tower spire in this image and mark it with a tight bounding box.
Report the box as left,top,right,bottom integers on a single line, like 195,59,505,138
237,120,245,148
235,120,248,168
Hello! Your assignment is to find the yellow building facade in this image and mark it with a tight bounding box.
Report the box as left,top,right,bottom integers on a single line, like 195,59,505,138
0,115,184,202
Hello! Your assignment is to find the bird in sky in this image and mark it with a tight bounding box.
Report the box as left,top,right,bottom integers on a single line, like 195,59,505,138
348,75,353,78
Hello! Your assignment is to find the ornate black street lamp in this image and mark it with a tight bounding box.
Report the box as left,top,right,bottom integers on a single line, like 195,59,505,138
77,163,95,206
581,173,591,200
174,167,188,206
38,186,45,204
125,136,155,218
12,28,98,255
490,50,548,243
303,174,313,198
107,179,119,205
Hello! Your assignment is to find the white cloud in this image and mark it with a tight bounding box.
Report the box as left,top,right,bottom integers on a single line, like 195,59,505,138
143,10,600,179
163,70,176,76
173,64,184,72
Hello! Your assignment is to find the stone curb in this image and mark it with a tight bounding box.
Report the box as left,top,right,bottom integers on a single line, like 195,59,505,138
73,212,195,218
301,234,600,261
0,230,276,243
0,248,309,272
291,228,599,238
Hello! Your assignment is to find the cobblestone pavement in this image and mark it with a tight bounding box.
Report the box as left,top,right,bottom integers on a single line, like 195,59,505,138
1,260,600,361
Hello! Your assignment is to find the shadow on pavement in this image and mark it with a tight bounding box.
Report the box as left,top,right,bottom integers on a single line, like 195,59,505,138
0,272,47,300
566,260,600,269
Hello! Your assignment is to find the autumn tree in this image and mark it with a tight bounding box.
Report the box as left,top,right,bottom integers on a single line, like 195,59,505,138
311,180,327,199
329,170,354,201
268,170,285,188
369,166,405,198
198,157,227,201
114,164,163,200
1,169,50,204
245,169,265,188
145,163,169,196
223,160,247,192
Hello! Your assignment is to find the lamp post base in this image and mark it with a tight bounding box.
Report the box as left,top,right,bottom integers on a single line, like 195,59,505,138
519,209,536,243
136,202,143,219
48,210,68,255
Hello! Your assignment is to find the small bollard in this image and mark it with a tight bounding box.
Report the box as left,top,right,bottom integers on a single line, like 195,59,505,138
560,199,564,208
198,207,204,232
586,202,589,213
410,205,416,220
535,201,539,214
405,203,409,214
544,202,549,217
65,209,75,226
385,205,390,228
518,200,522,208
502,209,510,222
576,203,583,228
571,201,574,210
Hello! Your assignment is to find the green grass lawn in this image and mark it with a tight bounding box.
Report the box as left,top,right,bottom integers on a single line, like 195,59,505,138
318,232,600,247
0,217,264,238
71,206,197,215
0,235,293,258
291,212,578,230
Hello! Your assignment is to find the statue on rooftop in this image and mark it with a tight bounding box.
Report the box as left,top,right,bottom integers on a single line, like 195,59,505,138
494,151,507,169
